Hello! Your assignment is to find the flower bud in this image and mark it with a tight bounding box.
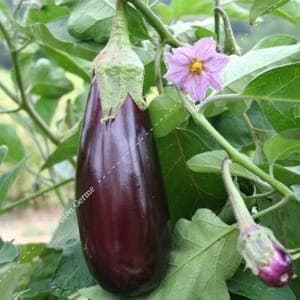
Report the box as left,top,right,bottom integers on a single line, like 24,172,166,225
238,224,293,287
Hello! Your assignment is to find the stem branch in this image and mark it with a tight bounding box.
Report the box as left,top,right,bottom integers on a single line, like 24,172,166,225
127,0,183,47
179,91,293,197
0,178,74,215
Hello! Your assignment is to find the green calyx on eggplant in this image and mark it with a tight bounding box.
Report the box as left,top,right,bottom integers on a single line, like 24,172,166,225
92,0,146,122
76,0,170,296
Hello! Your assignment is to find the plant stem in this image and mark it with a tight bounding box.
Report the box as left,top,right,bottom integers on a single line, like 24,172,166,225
0,178,74,215
222,157,255,229
242,113,265,164
0,107,21,114
154,42,165,94
179,92,293,197
0,20,60,145
214,0,220,45
245,190,275,200
127,0,183,47
0,81,20,104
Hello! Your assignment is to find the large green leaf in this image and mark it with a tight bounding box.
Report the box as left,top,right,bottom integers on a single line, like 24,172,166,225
23,17,101,61
0,124,25,164
34,97,60,125
187,150,259,182
41,45,90,82
0,240,18,265
260,102,300,132
243,64,300,102
25,0,69,24
0,158,26,207
28,58,73,98
147,209,240,300
223,44,300,93
251,34,298,50
21,247,62,299
168,0,248,21
42,124,81,169
49,209,95,297
228,268,297,300
274,0,300,24
263,129,300,163
149,87,188,138
156,129,226,223
0,263,31,299
68,0,115,43
249,0,290,24
70,209,240,300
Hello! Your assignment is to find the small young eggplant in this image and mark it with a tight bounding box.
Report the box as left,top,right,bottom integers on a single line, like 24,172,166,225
76,77,170,296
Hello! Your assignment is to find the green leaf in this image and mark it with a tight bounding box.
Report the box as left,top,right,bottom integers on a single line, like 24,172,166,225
0,263,31,299
149,87,188,138
223,44,300,93
40,45,90,82
23,17,101,61
170,0,248,21
25,0,69,24
68,0,115,43
274,0,300,24
0,124,25,163
249,0,290,24
0,145,8,166
42,124,81,169
34,97,60,125
0,240,18,265
28,58,73,98
228,268,297,300
263,129,300,163
148,209,240,299
21,246,63,300
187,150,259,182
49,210,95,297
252,34,298,50
213,112,252,148
260,101,300,132
0,158,26,207
156,129,226,223
243,64,300,102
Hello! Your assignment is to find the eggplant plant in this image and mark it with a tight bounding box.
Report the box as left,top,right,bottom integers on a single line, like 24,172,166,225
0,0,300,299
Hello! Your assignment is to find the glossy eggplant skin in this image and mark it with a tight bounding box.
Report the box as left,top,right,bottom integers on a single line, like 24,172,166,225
76,77,170,296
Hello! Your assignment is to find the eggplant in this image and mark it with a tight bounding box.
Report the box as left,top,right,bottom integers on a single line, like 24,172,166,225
76,77,170,296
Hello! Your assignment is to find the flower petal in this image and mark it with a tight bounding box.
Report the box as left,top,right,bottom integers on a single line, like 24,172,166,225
204,54,230,72
193,38,217,60
205,72,224,90
164,64,190,88
183,74,209,101
165,52,189,66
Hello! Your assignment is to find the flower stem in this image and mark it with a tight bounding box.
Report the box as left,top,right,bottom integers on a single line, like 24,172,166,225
222,157,255,229
127,0,183,47
0,178,74,215
179,92,293,198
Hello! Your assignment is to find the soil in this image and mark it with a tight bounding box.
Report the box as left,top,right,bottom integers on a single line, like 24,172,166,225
0,205,63,244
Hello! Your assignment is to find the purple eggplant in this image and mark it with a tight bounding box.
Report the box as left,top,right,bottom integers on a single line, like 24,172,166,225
76,77,170,296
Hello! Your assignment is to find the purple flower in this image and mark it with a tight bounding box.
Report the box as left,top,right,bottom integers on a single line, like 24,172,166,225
238,224,294,287
164,38,229,101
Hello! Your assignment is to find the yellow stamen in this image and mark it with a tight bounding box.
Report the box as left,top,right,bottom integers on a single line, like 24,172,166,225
189,60,204,74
